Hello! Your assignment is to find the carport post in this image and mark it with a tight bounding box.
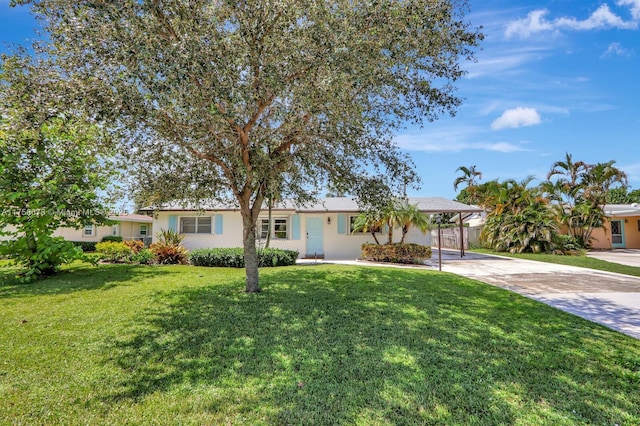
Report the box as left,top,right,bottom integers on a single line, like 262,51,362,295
459,212,465,258
436,214,442,271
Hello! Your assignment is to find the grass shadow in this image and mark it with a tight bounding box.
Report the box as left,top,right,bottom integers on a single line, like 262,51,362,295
0,262,178,298
100,265,640,424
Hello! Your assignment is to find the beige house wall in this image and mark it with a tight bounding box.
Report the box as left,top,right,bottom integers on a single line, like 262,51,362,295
153,211,433,260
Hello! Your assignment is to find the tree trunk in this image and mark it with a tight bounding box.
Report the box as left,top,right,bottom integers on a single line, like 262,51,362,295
242,211,261,293
370,231,380,245
265,197,272,248
387,220,393,244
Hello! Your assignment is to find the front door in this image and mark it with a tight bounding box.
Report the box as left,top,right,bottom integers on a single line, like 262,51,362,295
306,217,324,257
611,220,625,248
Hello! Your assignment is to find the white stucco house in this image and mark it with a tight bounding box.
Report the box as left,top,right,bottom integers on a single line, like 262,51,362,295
140,197,481,259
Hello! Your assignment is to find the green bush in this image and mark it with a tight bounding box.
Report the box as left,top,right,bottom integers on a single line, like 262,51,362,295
70,241,97,252
361,243,432,264
101,235,123,243
551,234,585,255
0,235,85,282
95,241,133,263
189,248,299,268
132,248,154,265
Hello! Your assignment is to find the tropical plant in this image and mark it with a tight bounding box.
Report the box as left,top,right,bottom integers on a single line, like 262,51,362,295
543,154,627,247
150,228,188,265
394,203,430,244
351,210,386,245
453,165,483,204
480,177,558,253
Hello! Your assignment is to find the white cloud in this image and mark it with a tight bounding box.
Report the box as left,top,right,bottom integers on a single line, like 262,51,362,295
491,107,542,130
601,42,634,57
394,131,529,153
465,46,550,79
505,5,638,39
555,4,637,30
505,10,555,39
618,0,640,19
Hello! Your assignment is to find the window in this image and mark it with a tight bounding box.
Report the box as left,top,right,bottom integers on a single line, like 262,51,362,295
273,218,287,239
139,224,148,236
637,219,640,232
259,218,270,239
83,225,95,237
258,217,288,239
111,225,118,236
180,217,211,234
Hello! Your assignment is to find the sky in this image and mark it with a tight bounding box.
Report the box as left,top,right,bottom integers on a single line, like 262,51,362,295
1,0,639,201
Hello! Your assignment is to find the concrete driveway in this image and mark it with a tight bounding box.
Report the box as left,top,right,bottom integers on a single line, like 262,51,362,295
431,249,640,339
587,249,640,267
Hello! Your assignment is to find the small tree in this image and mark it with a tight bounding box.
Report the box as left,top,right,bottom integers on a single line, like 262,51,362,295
0,56,113,279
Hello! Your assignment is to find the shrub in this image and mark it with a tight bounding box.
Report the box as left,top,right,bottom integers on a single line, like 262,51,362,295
70,241,97,252
0,235,85,282
95,241,133,263
258,248,299,267
551,234,585,255
149,228,188,264
361,243,432,264
155,228,184,246
132,248,154,265
123,240,144,253
189,248,299,268
101,235,123,243
150,243,189,265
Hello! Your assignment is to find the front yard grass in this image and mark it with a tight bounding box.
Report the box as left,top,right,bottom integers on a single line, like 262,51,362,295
472,248,640,277
1,263,639,425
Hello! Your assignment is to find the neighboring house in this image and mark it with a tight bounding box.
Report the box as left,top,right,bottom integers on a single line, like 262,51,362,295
590,204,640,249
140,197,481,259
53,213,154,244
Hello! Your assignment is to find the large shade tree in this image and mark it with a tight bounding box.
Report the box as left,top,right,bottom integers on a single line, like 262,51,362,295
18,0,482,291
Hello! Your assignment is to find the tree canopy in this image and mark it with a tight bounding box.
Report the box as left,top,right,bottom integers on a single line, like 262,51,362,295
16,0,483,291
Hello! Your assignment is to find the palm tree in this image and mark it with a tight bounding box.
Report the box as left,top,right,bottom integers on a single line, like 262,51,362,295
393,202,429,243
454,165,482,205
351,210,386,245
453,165,482,191
546,152,588,205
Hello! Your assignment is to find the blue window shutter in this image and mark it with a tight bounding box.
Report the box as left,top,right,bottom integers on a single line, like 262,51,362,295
168,215,178,232
214,214,223,234
291,214,300,240
337,214,346,234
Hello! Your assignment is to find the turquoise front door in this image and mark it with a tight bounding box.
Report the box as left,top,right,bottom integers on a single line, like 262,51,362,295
306,217,324,256
611,220,626,248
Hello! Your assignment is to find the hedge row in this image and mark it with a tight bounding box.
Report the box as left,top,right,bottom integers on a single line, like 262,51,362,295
361,243,432,264
70,241,97,252
189,247,299,268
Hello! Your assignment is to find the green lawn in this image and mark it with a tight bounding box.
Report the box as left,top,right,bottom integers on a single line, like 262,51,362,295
1,263,639,425
471,249,640,277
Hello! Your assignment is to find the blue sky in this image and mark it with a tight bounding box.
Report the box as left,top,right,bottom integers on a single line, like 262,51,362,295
2,0,639,200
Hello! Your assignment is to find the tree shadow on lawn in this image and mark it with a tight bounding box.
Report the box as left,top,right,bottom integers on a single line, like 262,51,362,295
101,266,640,424
0,263,176,298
